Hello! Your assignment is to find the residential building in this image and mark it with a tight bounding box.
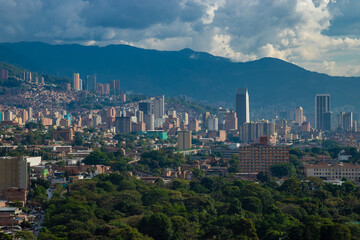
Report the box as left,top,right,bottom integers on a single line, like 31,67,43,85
238,144,289,175
115,117,132,133
0,157,28,190
178,131,192,150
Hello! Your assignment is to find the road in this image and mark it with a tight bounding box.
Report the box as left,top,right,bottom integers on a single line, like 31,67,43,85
34,188,54,237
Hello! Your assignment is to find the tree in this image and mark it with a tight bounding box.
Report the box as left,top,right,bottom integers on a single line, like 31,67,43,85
15,231,36,240
271,163,294,178
139,213,173,240
228,154,241,173
192,168,204,180
171,216,198,240
242,197,262,213
279,177,302,196
257,171,271,183
320,223,351,240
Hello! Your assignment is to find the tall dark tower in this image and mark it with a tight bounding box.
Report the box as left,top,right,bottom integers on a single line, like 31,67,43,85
315,94,331,130
236,88,250,128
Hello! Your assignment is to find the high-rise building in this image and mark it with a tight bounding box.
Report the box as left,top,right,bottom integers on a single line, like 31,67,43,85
207,116,218,131
236,88,250,128
86,74,97,91
115,117,132,133
139,101,153,115
115,80,121,95
24,72,32,82
315,94,330,130
144,113,155,131
22,109,29,123
4,110,13,121
323,111,332,131
0,156,28,189
153,95,165,119
178,131,192,150
225,112,238,131
73,73,80,90
136,110,144,122
343,112,353,131
295,107,304,125
27,107,33,120
239,120,275,143
337,112,353,131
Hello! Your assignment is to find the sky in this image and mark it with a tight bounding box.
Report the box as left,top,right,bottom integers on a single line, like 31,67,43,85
0,0,360,76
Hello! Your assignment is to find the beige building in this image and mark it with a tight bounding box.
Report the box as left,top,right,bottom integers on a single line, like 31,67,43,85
305,162,360,181
0,157,28,190
238,144,289,174
178,131,192,150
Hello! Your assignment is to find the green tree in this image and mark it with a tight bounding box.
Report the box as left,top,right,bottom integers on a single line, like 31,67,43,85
139,213,173,240
320,223,351,240
15,231,36,240
271,163,294,178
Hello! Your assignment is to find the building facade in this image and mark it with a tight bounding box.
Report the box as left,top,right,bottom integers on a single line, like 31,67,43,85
238,144,289,174
0,157,28,190
305,162,360,181
236,88,250,128
315,94,331,130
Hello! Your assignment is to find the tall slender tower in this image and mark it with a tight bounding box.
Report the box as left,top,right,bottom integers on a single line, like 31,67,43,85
315,94,330,130
73,73,80,90
153,95,165,119
86,74,97,91
295,107,304,125
236,88,250,128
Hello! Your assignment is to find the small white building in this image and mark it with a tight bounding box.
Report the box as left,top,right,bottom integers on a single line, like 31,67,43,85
24,156,41,167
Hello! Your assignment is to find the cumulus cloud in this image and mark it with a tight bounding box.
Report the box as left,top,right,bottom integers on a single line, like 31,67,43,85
0,0,360,76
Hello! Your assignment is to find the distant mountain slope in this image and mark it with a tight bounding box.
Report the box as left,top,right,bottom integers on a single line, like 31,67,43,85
0,42,359,111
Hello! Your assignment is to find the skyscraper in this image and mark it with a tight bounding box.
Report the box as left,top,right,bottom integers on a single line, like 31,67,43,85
207,116,218,131
295,107,304,125
315,94,330,130
153,95,165,119
87,74,97,91
236,88,250,128
73,73,80,90
139,101,153,115
144,113,155,131
337,112,353,131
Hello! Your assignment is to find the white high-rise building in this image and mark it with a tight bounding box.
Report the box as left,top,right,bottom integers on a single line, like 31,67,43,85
207,116,218,131
295,107,304,125
236,88,250,128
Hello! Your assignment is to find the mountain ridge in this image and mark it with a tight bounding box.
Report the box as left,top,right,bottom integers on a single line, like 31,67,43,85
0,41,359,112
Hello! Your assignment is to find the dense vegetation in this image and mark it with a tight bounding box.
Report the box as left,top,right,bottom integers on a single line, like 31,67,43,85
39,172,360,240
